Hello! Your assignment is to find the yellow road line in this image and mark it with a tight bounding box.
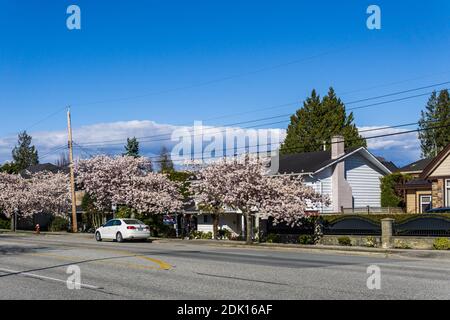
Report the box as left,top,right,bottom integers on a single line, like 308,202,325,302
78,247,174,270
138,256,172,270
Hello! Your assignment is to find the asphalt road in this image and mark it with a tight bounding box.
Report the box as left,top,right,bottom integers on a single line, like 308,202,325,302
0,233,449,300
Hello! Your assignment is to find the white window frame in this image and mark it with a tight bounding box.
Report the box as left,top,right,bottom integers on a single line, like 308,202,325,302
445,179,450,207
419,195,432,213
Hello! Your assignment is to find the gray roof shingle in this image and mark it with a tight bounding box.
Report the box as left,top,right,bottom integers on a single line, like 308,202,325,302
398,158,433,173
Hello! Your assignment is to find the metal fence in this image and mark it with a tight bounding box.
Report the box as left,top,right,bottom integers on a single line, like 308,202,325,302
262,214,450,238
340,206,404,214
394,215,450,237
322,216,381,236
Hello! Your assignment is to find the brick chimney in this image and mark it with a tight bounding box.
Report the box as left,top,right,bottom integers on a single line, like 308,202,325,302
331,135,345,159
330,135,352,212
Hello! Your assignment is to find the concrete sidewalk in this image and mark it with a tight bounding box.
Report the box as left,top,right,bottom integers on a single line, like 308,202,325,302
0,229,93,238
153,237,450,260
2,229,449,260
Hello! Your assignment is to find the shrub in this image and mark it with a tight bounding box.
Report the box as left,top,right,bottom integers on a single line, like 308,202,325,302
266,233,280,243
365,236,377,247
433,238,450,250
0,212,11,230
337,236,352,246
0,217,11,230
49,216,69,232
298,234,314,245
139,215,175,238
203,231,213,239
189,231,212,240
218,228,232,240
116,206,134,219
395,242,412,249
380,173,412,207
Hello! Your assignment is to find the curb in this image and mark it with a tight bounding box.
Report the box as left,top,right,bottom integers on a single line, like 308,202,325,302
152,238,450,260
0,230,93,238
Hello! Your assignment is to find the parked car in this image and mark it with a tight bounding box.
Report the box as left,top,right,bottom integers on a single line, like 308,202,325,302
95,219,150,242
426,207,450,213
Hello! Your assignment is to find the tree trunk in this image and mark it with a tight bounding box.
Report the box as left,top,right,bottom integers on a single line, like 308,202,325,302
212,214,219,240
10,214,15,232
245,212,252,244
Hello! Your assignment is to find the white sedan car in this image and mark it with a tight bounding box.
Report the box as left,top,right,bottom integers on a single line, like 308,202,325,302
95,219,150,242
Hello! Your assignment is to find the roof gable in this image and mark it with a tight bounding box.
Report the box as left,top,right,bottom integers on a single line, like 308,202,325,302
277,147,392,175
420,143,450,179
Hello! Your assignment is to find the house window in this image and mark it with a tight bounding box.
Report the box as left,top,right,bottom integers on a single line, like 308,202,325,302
446,179,450,207
419,195,432,213
203,215,208,223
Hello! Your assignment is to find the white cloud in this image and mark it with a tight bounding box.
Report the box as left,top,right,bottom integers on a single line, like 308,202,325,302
0,121,421,168
0,120,286,166
359,126,421,167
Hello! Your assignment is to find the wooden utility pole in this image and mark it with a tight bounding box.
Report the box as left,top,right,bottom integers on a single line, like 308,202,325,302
67,107,78,233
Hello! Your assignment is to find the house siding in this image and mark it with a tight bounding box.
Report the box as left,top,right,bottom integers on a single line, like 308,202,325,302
344,153,384,208
429,153,450,177
197,213,242,235
304,168,333,213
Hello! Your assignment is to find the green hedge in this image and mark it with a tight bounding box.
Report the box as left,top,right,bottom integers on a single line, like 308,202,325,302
320,213,450,225
0,218,11,230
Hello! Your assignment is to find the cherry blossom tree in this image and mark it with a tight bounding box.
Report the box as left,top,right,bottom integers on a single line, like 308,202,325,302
75,156,183,216
191,155,329,244
126,173,184,215
0,171,70,228
29,171,71,217
0,172,29,220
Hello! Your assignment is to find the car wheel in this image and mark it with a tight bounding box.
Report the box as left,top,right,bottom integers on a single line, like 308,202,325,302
95,232,102,242
116,232,123,243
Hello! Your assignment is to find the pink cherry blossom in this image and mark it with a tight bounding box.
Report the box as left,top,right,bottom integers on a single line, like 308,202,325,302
75,156,183,215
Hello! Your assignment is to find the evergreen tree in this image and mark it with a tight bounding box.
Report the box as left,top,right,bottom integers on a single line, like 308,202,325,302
123,137,140,158
159,146,174,173
280,88,366,154
11,131,39,171
418,90,450,158
0,162,20,174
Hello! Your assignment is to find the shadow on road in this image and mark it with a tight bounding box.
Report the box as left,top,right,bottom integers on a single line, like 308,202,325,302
0,245,52,256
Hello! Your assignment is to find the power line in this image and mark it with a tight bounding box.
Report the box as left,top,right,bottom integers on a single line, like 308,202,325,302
69,120,450,163
167,122,450,164
37,121,450,165
76,87,448,148
204,81,450,122
345,81,450,105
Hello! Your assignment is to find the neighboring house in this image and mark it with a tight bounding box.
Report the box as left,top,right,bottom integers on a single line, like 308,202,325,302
194,135,393,236
397,158,433,213
401,143,450,213
19,163,69,178
195,208,244,237
397,158,433,178
274,135,393,213
420,144,450,210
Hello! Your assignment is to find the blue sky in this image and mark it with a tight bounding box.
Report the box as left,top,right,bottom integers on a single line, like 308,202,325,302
0,0,449,166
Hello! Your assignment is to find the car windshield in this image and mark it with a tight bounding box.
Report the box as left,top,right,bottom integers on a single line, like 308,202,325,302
123,219,144,225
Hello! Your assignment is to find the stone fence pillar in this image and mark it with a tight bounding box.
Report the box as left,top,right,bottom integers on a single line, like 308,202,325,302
381,218,395,249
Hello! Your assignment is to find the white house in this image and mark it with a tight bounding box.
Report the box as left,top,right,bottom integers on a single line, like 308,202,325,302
273,135,394,213
194,135,394,235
